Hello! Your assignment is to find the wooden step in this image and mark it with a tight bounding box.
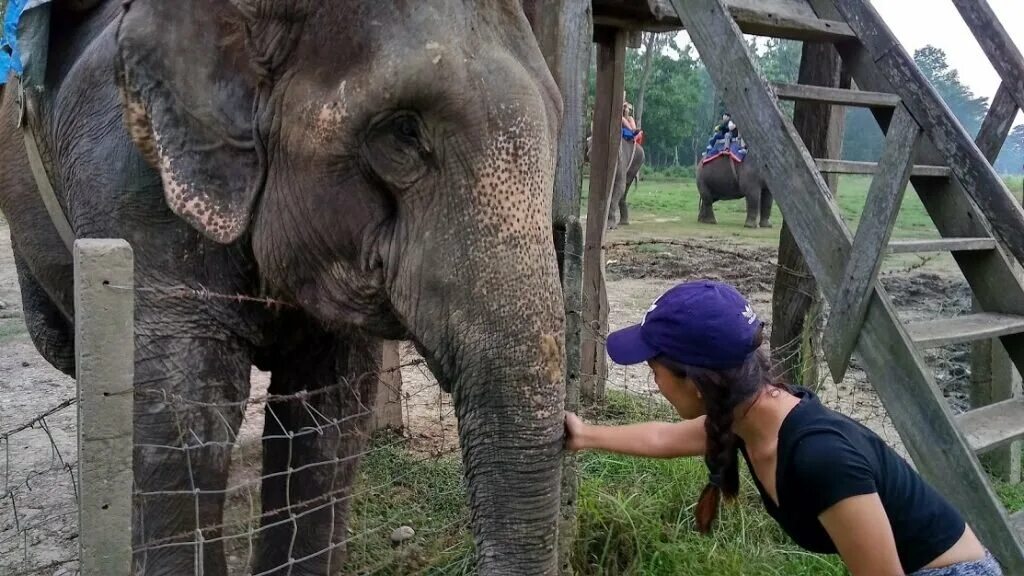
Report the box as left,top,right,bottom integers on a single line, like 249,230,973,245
906,313,1024,349
955,398,1024,454
728,6,856,42
1011,510,1024,539
772,83,900,108
887,238,997,254
607,1,859,41
815,159,951,178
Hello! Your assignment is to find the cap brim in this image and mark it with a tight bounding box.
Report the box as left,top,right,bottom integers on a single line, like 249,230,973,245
606,324,658,365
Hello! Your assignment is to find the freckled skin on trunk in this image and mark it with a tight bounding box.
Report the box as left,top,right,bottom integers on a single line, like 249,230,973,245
0,1,566,575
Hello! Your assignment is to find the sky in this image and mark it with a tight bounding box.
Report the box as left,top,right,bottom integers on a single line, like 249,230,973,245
675,0,1024,123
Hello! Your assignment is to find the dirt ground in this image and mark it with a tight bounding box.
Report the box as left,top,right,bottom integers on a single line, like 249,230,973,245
0,219,978,575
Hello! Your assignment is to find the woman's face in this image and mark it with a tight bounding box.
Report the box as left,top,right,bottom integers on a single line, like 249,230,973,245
649,360,706,419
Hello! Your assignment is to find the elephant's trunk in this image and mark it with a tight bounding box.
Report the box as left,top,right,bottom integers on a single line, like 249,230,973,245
451,344,564,575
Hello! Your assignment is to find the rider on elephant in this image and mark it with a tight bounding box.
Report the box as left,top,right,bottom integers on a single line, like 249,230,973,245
621,90,645,145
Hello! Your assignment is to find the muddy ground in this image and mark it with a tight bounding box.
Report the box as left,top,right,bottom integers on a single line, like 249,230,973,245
0,221,976,575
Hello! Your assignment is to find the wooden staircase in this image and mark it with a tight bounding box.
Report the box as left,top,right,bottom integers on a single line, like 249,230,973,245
656,0,1024,572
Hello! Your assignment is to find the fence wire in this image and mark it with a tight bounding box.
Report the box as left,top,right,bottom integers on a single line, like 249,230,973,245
0,236,996,575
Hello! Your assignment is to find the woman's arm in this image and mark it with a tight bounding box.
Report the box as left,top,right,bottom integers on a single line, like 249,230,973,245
819,494,904,576
564,412,706,458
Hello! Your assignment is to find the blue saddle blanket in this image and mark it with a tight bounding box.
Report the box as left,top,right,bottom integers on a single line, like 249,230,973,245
703,139,747,163
1,0,51,86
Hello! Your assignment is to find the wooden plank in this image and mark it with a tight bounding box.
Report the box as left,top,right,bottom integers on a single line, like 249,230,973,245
372,341,404,431
824,106,921,382
831,0,1024,272
815,158,950,178
906,313,1024,349
594,0,855,39
1012,510,1024,539
975,83,1020,163
672,0,1024,568
951,0,1024,113
771,42,846,385
580,26,626,402
771,82,899,108
524,0,592,568
956,397,1024,454
887,238,996,254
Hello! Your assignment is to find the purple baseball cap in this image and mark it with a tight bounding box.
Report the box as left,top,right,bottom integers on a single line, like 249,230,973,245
607,280,763,369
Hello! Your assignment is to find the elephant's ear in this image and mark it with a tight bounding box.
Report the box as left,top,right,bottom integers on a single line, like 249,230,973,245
115,0,261,244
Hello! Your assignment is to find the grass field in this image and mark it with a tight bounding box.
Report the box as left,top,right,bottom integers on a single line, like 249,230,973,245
344,389,1024,575
583,173,1024,245
342,173,1024,574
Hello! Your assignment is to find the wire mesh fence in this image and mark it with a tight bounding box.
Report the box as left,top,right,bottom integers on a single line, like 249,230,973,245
0,235,1002,575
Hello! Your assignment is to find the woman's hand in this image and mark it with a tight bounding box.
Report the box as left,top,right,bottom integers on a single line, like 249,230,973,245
564,411,589,451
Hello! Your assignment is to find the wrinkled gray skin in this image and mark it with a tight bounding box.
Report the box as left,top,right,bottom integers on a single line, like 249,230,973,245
696,153,773,228
586,136,645,229
0,1,566,575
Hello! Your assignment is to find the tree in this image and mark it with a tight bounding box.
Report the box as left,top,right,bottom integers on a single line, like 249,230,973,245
634,32,674,128
914,46,988,137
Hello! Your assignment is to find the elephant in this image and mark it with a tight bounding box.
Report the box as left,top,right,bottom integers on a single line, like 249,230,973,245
696,150,774,228
0,1,566,575
586,135,646,229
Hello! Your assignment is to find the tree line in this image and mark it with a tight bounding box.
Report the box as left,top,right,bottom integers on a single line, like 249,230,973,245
588,34,1024,175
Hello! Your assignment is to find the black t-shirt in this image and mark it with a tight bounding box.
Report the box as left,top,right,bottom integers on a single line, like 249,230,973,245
739,386,965,574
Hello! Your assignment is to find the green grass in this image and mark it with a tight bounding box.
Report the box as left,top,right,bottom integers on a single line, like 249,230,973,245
583,173,1024,245
346,389,1024,575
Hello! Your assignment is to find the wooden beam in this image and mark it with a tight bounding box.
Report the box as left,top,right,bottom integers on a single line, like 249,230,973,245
580,26,627,402
372,341,404,431
830,0,1024,272
771,82,899,108
887,238,996,254
975,83,1020,163
951,0,1024,113
824,106,921,382
771,42,846,386
815,159,950,178
671,0,1024,568
906,313,1024,349
524,0,592,569
593,0,855,39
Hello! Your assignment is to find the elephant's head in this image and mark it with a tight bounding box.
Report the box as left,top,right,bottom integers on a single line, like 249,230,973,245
115,1,565,573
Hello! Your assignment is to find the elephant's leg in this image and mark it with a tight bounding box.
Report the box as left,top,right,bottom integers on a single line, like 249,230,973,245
759,188,774,228
131,322,252,576
697,192,717,224
743,185,760,228
12,251,75,376
619,179,632,226
255,331,379,575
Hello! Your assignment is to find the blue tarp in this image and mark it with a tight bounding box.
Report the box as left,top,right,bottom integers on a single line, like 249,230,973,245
1,0,49,86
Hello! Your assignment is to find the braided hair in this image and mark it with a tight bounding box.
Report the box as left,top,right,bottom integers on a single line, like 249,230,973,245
657,327,787,533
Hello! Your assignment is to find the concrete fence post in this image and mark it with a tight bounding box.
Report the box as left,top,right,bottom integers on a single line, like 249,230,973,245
74,239,135,575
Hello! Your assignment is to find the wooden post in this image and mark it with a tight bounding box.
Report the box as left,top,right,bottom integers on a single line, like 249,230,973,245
771,42,846,386
971,82,1021,482
525,1,593,572
580,26,626,403
373,340,404,431
74,239,134,576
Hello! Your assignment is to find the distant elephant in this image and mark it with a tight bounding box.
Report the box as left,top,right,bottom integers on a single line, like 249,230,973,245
587,136,646,229
0,1,565,575
696,150,773,228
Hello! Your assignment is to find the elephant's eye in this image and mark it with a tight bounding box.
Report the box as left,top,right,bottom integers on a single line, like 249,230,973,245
362,111,432,192
394,115,421,145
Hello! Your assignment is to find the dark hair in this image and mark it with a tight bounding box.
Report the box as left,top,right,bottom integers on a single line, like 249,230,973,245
656,326,787,533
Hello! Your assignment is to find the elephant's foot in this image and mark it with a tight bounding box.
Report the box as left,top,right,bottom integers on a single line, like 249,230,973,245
760,219,773,229
619,218,630,226
698,216,717,225
744,220,758,229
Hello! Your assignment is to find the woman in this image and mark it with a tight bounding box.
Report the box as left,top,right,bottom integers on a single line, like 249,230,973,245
565,280,1001,576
